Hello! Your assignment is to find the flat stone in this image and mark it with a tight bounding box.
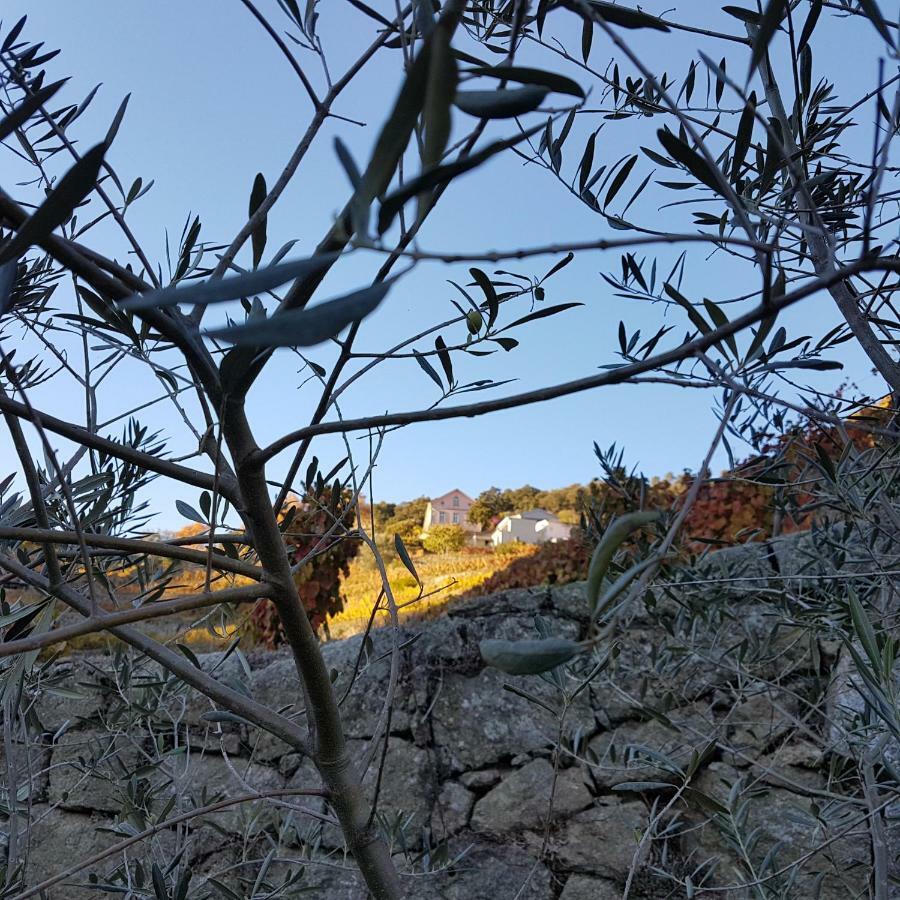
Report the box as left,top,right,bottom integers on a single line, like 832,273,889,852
724,688,799,762
586,705,719,788
191,838,365,898
187,650,251,713
28,658,108,731
307,738,435,850
825,649,898,758
213,834,555,900
548,582,591,622
247,632,413,759
586,632,724,723
48,729,148,813
172,650,250,753
167,752,284,835
685,762,868,899
0,735,50,803
412,836,555,899
553,798,649,880
410,589,581,675
23,805,177,900
356,737,434,829
471,758,592,833
321,631,413,737
752,739,825,791
431,668,594,772
559,875,621,899
460,768,501,790
23,807,121,900
246,657,306,760
431,780,475,837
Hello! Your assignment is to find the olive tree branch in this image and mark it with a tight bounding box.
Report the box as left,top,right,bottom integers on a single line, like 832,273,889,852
0,526,263,580
746,20,900,392
0,391,237,499
0,551,311,753
260,256,900,461
203,4,413,295
9,786,328,900
0,580,272,659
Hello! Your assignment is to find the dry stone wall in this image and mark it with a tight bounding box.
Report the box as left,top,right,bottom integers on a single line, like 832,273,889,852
5,568,881,898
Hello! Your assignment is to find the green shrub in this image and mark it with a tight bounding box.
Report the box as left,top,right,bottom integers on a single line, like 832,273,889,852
423,525,466,553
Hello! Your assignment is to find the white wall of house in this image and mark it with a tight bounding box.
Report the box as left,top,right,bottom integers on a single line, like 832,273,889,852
535,519,573,542
492,514,573,545
492,516,541,545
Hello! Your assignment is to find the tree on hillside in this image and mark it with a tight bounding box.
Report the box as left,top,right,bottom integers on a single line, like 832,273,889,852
470,481,589,526
381,514,424,548
468,486,506,528
1,2,900,897
503,484,543,512
369,501,397,530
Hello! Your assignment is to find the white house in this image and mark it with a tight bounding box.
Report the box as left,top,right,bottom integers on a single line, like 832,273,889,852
491,508,573,546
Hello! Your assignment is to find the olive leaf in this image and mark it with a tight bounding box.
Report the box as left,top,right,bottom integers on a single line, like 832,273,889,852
0,142,107,264
587,1,670,31
731,91,756,183
423,16,458,167
0,259,16,317
465,65,584,98
0,77,66,143
454,86,549,119
848,590,881,671
201,710,253,727
175,499,206,524
657,129,723,195
480,637,582,675
797,0,822,54
357,43,433,204
434,335,454,384
749,0,787,74
585,510,661,615
414,350,444,389
378,122,543,233
394,534,421,588
205,279,393,348
592,554,664,621
858,0,895,49
248,172,268,269
498,302,583,333
663,283,711,335
120,254,338,311
470,267,499,327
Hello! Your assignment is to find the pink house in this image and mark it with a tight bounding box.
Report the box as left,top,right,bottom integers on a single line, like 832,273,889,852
422,489,492,546
422,488,474,530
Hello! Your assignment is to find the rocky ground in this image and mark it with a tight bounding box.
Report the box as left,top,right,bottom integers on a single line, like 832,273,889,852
6,550,883,898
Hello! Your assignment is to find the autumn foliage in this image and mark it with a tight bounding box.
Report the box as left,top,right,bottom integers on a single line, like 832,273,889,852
463,536,591,598
250,491,360,647
459,405,893,598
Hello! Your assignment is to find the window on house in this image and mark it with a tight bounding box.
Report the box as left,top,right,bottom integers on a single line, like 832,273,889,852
452,495,459,507
452,513,459,523
439,512,446,523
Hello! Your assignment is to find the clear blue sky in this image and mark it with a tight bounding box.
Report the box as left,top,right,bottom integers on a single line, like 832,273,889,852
1,2,887,528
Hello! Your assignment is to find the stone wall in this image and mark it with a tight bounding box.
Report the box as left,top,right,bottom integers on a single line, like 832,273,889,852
5,573,876,898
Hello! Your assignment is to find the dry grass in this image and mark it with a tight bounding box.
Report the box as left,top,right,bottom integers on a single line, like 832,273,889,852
12,546,540,654
327,546,536,639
